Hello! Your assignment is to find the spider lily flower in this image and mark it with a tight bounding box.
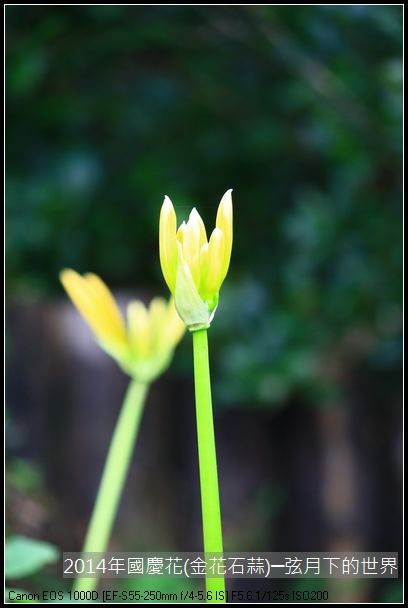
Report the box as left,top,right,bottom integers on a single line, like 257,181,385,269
59,270,185,382
159,189,233,330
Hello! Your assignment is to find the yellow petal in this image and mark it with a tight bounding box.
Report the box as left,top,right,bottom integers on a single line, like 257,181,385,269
60,269,98,330
149,296,167,326
189,207,207,248
83,273,128,345
127,300,151,358
60,269,126,347
204,227,225,296
148,296,167,349
198,242,209,296
164,297,186,346
182,213,201,287
159,196,178,293
216,189,233,282
177,221,186,243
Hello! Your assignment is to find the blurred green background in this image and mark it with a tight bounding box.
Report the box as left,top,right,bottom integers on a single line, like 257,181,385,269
6,5,402,603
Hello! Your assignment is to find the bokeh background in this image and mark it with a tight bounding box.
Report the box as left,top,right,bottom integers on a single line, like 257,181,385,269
6,5,402,603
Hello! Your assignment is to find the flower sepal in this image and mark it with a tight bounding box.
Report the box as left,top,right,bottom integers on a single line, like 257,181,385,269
174,256,218,331
115,348,175,384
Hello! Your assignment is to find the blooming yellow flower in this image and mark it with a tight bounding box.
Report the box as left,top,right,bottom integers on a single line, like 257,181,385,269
159,189,233,330
60,269,185,382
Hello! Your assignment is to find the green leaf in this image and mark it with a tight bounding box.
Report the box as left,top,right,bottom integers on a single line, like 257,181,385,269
5,536,59,579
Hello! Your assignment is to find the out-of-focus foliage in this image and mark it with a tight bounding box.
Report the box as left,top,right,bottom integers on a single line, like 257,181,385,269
6,6,402,406
5,536,59,579
6,459,45,494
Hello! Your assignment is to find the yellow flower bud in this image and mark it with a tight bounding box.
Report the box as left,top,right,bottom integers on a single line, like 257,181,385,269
159,190,233,330
60,269,185,382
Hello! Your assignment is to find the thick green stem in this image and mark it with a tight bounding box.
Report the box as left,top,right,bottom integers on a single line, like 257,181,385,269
73,379,149,592
192,329,226,603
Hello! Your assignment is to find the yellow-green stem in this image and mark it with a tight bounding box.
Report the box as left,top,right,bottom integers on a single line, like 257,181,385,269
192,328,226,603
73,379,148,592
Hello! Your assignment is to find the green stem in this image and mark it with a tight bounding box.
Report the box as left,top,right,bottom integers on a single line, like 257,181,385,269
73,379,149,592
192,329,226,603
